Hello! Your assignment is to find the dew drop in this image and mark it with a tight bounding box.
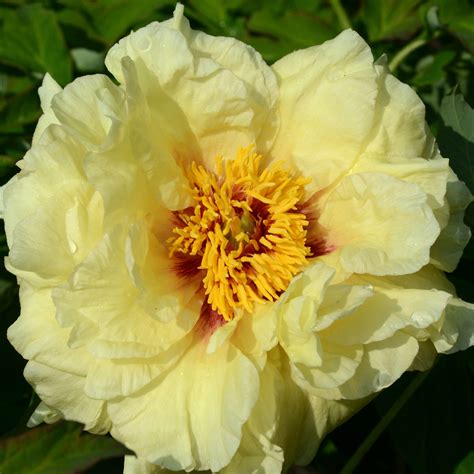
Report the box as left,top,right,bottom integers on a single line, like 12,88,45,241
68,240,78,254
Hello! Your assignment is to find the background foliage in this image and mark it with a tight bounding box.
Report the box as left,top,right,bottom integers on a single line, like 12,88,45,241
0,0,473,473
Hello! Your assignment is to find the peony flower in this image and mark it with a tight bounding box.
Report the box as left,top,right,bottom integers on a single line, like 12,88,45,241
2,4,474,473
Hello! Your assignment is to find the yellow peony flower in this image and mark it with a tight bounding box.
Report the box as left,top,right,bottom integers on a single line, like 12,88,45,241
2,4,474,473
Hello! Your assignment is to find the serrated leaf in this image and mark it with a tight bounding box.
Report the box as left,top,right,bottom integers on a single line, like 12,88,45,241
361,0,423,41
438,92,474,192
0,4,72,85
0,421,128,474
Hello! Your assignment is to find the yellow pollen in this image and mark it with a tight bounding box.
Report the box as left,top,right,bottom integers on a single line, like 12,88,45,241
168,146,311,321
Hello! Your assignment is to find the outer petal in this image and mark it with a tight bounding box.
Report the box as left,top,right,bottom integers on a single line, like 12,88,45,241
7,284,92,376
32,73,62,145
321,284,451,346
6,183,103,287
271,29,378,191
319,173,440,275
363,61,430,159
430,178,472,272
223,349,320,474
108,341,259,472
105,4,278,167
24,361,110,434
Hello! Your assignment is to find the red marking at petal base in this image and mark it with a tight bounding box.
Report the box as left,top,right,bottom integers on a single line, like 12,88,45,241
172,254,203,280
307,237,336,257
196,303,227,337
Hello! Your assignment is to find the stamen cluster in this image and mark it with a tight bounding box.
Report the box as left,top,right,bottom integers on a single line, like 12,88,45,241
168,147,311,320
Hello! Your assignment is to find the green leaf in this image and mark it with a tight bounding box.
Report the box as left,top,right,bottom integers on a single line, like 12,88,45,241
414,50,456,87
248,5,338,49
0,421,129,473
58,0,175,45
361,0,424,41
435,0,474,53
71,48,105,73
0,155,17,178
437,92,474,191
454,451,474,474
0,87,41,132
0,4,72,85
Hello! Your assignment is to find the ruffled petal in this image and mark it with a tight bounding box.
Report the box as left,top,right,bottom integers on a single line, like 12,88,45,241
32,73,62,145
363,61,429,158
7,183,103,286
105,4,278,168
24,361,110,434
7,284,92,376
319,173,440,275
431,177,472,272
271,29,378,191
108,341,259,472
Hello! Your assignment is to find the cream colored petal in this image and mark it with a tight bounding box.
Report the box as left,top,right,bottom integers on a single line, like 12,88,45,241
24,361,110,434
363,62,429,158
314,283,374,331
53,223,198,353
431,178,472,272
2,135,87,246
84,336,191,400
32,73,62,145
123,456,173,474
223,349,322,473
27,402,62,428
319,173,439,275
321,284,451,346
232,302,278,361
314,332,419,400
276,263,337,368
108,341,259,472
49,74,125,148
271,29,378,191
291,342,363,391
436,298,474,354
105,4,277,168
7,284,93,377
7,183,103,287
352,152,450,210
375,264,455,293
102,57,193,211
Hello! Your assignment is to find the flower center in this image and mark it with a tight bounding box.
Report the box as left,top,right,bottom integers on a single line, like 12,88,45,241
168,147,311,320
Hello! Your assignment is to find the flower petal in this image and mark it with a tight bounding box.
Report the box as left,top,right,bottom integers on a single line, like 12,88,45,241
108,341,259,472
24,361,110,434
105,4,278,166
271,29,378,191
319,173,440,275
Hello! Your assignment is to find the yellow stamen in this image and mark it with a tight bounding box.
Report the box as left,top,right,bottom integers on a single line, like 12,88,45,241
167,146,311,320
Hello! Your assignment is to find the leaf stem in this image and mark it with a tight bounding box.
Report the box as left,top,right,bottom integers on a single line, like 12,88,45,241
340,370,430,474
329,0,352,30
389,35,427,72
